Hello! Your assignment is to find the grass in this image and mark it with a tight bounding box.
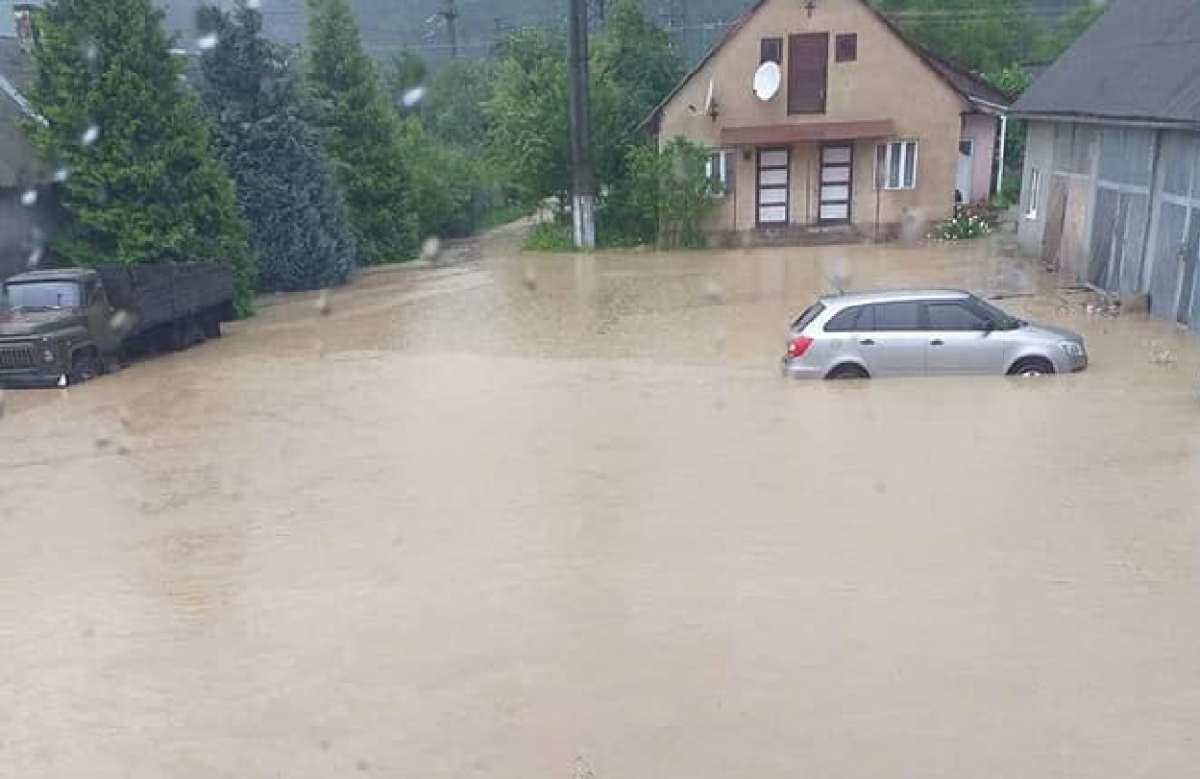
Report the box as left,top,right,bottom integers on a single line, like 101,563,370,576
523,221,577,252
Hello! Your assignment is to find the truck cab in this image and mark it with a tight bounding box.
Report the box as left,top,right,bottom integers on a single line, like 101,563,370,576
0,269,115,386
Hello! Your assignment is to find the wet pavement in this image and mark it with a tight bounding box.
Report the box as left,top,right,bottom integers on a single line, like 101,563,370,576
3,225,1200,778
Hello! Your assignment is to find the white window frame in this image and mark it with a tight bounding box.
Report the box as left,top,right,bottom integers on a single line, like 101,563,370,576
875,140,919,190
705,149,733,195
1026,167,1041,220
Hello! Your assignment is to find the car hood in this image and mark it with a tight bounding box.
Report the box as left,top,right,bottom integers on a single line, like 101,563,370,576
0,308,81,337
1020,321,1084,343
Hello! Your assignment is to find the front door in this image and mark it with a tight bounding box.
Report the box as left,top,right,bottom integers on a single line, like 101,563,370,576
818,144,853,225
756,148,789,227
956,139,974,203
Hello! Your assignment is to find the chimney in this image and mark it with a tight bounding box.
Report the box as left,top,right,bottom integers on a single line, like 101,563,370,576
13,3,42,53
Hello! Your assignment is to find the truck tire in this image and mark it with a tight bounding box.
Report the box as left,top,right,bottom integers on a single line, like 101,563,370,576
70,349,100,384
201,311,222,339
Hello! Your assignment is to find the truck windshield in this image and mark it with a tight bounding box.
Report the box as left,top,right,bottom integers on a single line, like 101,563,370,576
2,281,82,310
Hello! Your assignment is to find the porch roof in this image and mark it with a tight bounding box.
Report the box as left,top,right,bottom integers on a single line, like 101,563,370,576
719,120,897,147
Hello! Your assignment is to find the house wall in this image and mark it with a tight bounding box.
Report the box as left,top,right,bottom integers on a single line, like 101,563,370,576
658,0,967,235
1020,118,1200,332
961,112,998,203
1017,121,1056,254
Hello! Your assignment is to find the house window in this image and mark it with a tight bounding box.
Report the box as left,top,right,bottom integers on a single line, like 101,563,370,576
875,141,918,190
835,34,857,62
706,150,735,195
760,37,782,64
1026,168,1041,219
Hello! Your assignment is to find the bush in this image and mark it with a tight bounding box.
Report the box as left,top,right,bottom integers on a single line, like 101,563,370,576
523,221,575,252
929,207,993,241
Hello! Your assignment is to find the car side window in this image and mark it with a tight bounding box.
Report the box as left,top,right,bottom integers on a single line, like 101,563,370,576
870,302,920,331
926,302,989,331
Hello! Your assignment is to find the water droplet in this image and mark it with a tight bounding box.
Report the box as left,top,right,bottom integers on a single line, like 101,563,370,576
116,444,132,457
356,759,370,772
420,236,441,261
702,279,724,304
20,188,37,206
52,167,70,183
81,125,100,146
109,309,136,336
95,436,112,450
57,375,68,388
315,290,332,316
27,245,44,269
522,264,538,291
402,86,427,108
196,32,219,50
84,42,98,61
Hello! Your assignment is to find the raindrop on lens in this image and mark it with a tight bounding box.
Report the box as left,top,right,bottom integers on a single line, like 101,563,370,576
52,167,70,183
81,125,100,146
402,86,427,108
196,32,218,50
20,189,37,206
316,290,332,316
420,236,441,262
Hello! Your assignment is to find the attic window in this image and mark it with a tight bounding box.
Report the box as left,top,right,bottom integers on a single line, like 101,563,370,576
835,34,857,62
761,37,782,64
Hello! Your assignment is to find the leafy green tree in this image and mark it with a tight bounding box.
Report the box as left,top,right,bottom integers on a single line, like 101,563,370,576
197,1,355,293
873,0,1037,73
628,137,722,249
422,58,495,149
306,0,418,264
387,45,428,108
484,28,570,212
1035,1,1105,62
27,0,254,313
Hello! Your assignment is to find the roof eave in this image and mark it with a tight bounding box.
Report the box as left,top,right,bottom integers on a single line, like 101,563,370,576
1010,109,1200,131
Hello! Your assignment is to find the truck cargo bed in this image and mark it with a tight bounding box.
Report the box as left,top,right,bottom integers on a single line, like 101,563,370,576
96,263,234,333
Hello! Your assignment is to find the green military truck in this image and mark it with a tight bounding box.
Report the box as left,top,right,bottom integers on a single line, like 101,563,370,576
0,263,234,387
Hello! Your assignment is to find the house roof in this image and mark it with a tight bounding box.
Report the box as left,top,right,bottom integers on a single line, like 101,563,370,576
1012,0,1200,127
641,0,1013,132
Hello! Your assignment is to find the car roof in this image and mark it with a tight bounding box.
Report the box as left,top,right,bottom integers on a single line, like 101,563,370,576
818,289,972,307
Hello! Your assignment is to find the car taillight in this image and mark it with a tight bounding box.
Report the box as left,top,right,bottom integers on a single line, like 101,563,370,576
787,335,813,359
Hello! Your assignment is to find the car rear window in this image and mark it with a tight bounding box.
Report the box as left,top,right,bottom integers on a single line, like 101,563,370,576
792,302,825,330
825,305,869,332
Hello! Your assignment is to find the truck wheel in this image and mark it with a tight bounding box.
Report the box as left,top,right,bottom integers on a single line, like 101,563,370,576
201,314,222,339
70,350,100,384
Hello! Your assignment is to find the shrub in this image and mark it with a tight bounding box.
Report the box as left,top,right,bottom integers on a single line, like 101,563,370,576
929,207,993,241
523,221,575,252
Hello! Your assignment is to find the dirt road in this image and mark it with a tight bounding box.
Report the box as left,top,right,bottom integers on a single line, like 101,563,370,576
2,228,1199,778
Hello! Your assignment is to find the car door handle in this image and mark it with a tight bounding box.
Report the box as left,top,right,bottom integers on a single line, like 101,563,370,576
859,338,875,346
930,339,945,346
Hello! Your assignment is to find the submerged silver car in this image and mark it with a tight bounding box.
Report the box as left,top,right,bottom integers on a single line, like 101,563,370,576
782,289,1088,379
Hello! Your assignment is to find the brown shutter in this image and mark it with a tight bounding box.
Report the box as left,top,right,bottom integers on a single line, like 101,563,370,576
760,37,782,64
787,33,829,115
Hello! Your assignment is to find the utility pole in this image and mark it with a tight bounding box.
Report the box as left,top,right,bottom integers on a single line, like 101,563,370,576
439,0,459,58
567,0,595,249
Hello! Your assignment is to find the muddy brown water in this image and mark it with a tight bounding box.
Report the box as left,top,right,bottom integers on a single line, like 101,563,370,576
3,227,1200,778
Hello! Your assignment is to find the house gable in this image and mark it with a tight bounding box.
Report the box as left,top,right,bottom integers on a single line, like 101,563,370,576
650,0,993,146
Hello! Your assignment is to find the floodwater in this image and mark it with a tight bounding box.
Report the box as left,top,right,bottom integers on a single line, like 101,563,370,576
3,225,1200,778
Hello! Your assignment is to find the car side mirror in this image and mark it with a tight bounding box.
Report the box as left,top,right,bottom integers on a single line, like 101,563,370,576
980,320,995,336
